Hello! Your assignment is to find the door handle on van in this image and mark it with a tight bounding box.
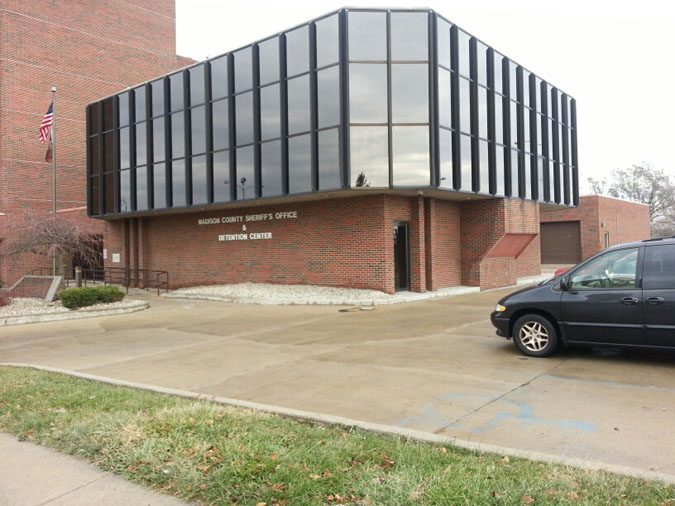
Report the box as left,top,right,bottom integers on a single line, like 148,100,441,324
621,297,640,305
646,297,665,305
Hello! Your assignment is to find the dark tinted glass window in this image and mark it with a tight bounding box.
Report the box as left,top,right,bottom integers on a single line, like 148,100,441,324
494,95,503,144
153,118,165,162
348,11,386,61
90,176,100,214
235,92,254,145
457,30,471,77
89,104,101,134
479,139,489,193
171,112,184,158
212,99,229,150
438,69,451,128
316,14,339,68
153,162,166,208
261,140,282,197
286,26,309,77
170,73,184,111
459,78,471,134
260,84,281,140
118,93,129,126
318,128,340,190
392,126,429,186
288,134,312,193
192,154,208,204
460,134,471,190
104,172,114,212
287,76,311,134
103,132,114,171
391,64,428,123
350,126,388,187
437,18,451,68
439,128,453,188
172,159,186,206
317,66,340,128
103,98,114,130
349,64,387,123
644,245,675,290
476,41,488,86
493,53,503,94
258,37,280,85
191,105,206,155
495,145,505,195
236,146,255,199
190,65,205,105
120,169,131,212
88,136,100,176
213,151,230,202
119,127,130,169
210,56,229,100
478,87,488,139
152,79,165,117
136,165,148,210
234,47,253,92
390,12,427,61
510,149,519,196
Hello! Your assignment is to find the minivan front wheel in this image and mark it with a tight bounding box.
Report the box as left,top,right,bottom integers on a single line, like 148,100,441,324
513,314,558,357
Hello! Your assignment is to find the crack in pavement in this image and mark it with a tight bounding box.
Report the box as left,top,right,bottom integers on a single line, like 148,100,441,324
35,476,104,506
433,358,570,434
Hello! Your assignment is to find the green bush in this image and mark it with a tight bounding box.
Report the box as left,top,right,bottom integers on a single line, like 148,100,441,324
60,286,125,309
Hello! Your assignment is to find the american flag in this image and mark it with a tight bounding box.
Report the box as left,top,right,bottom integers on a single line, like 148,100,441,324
39,102,53,144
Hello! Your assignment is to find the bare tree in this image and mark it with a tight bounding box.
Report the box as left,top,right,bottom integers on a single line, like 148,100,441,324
0,215,101,275
588,164,675,236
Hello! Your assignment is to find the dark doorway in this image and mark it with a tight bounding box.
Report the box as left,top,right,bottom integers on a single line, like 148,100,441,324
394,223,410,291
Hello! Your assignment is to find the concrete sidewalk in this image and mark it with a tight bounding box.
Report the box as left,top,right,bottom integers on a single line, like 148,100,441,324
0,433,190,506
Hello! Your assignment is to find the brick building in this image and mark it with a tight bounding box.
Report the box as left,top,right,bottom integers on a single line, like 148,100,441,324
540,194,650,264
0,0,191,286
87,8,579,294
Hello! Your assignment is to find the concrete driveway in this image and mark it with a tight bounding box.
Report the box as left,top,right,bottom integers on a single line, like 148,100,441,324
1,289,674,479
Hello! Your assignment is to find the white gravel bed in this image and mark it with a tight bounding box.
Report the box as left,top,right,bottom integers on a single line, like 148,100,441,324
165,282,395,305
0,297,145,317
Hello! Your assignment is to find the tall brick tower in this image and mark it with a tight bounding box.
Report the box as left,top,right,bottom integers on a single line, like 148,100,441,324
0,0,191,285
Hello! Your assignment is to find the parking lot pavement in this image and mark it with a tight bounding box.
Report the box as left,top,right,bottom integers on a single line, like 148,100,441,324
1,288,674,479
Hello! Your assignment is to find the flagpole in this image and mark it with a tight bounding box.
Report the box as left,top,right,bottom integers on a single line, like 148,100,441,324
51,87,57,275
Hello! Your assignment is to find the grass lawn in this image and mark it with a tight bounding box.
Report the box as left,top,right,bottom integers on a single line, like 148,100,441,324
0,366,671,505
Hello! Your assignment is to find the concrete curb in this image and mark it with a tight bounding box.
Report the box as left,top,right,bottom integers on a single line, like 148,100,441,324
163,286,480,306
2,363,673,485
0,301,149,327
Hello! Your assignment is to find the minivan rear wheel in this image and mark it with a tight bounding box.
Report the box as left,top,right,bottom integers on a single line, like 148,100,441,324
513,314,558,357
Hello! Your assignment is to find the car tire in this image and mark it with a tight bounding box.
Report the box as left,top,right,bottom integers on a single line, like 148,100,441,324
513,314,558,357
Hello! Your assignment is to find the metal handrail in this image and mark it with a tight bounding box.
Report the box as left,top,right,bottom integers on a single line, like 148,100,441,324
28,266,170,295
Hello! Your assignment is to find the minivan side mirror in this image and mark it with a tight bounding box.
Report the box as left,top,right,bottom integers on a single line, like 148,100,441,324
559,277,569,291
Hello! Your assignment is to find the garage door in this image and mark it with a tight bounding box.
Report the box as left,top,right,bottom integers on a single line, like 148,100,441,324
540,221,582,264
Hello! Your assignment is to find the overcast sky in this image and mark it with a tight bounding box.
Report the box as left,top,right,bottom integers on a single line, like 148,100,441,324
176,0,675,190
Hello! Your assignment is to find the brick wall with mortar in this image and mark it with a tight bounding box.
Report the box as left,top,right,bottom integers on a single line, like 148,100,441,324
0,0,191,285
102,194,543,293
540,195,650,260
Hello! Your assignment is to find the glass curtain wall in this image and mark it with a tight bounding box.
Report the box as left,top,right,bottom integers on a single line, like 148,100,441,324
86,8,577,217
348,10,430,188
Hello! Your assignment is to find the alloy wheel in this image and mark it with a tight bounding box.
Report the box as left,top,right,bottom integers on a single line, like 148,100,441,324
519,321,549,352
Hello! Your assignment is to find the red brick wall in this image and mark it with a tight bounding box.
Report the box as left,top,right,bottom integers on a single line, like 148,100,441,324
540,195,649,260
102,194,544,293
459,198,540,290
425,199,462,291
0,0,189,285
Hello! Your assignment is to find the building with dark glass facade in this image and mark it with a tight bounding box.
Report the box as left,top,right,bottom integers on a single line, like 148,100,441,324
87,8,579,293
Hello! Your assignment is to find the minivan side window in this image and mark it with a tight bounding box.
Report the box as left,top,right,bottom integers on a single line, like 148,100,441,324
643,245,675,290
569,248,639,290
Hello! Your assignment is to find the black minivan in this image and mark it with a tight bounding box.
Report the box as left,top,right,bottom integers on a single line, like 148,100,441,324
491,237,675,357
